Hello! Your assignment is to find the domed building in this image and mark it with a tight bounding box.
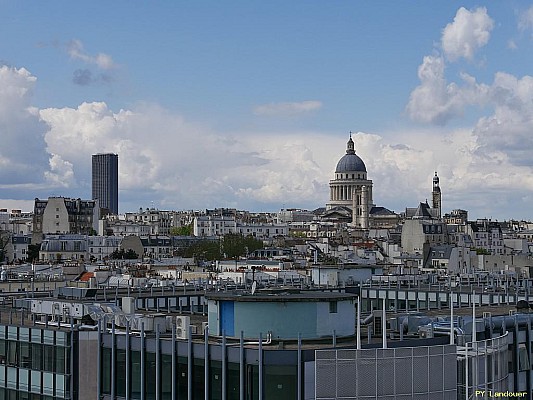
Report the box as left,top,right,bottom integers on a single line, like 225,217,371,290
326,134,374,228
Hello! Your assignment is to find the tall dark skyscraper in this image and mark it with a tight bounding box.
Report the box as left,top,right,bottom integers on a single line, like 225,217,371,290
92,153,118,214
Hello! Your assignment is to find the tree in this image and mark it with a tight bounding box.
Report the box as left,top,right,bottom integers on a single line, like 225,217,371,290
290,231,307,238
472,247,491,255
243,235,263,255
0,232,9,263
27,244,41,263
221,233,263,259
170,225,193,236
125,249,139,259
180,234,263,263
184,240,221,261
110,249,139,259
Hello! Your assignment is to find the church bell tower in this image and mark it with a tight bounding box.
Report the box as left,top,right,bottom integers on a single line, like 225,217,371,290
432,172,441,219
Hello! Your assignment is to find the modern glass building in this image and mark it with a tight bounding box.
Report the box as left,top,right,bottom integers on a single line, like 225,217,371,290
92,154,118,215
0,322,98,400
1,285,533,399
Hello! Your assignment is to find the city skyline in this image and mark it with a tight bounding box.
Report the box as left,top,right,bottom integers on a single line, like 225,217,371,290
1,2,533,219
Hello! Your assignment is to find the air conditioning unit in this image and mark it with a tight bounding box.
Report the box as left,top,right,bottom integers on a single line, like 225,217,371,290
176,316,191,339
482,312,491,319
418,325,434,339
176,315,190,328
122,297,136,314
176,327,188,339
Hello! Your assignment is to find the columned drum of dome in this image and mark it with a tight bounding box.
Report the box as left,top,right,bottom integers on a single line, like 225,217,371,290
326,135,374,228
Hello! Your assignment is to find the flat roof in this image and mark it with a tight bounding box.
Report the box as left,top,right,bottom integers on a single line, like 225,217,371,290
206,291,357,302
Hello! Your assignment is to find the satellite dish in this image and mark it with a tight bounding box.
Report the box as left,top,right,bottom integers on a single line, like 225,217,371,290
251,281,257,295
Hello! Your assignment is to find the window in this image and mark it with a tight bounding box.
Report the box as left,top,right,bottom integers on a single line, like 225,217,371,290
116,349,126,397
329,301,338,313
145,352,157,399
177,356,188,399
265,365,297,399
101,348,111,395
31,343,42,371
19,342,31,369
0,340,5,364
7,342,17,366
518,343,529,371
55,347,66,374
130,351,141,399
43,345,54,372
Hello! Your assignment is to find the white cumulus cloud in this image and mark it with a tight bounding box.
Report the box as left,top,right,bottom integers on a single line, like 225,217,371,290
44,154,75,187
38,101,328,210
406,55,489,124
404,6,533,218
0,66,50,188
441,7,494,62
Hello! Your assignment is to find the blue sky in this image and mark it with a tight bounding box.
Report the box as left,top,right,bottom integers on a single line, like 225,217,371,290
2,2,533,220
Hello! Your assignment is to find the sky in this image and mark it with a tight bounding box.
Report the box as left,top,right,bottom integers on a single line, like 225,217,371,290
2,2,533,220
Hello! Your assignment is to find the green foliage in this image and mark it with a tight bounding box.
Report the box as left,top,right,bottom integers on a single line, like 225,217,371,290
222,233,263,259
290,231,307,238
27,244,41,262
181,233,263,262
170,225,193,236
0,232,8,262
183,240,221,261
472,247,491,255
110,249,139,259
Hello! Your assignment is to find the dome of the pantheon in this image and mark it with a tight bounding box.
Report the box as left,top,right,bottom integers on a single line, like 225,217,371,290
335,136,366,173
